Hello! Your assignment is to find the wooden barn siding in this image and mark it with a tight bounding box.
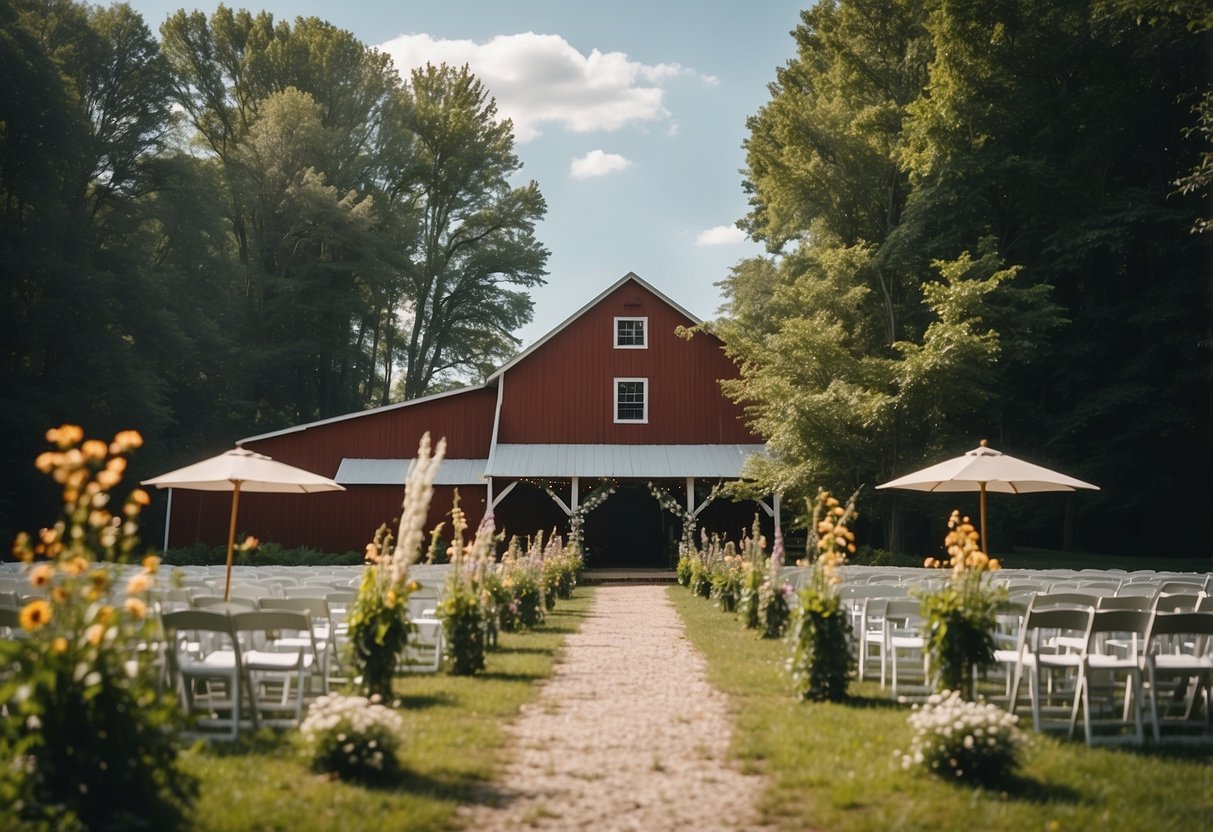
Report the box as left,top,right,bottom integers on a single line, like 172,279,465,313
498,281,759,444
167,484,484,554
167,386,497,553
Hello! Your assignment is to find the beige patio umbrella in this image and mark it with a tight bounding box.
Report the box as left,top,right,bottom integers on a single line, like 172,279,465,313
875,439,1098,554
143,447,344,600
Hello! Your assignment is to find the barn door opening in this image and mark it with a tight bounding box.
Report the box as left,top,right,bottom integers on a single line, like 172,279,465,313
583,483,665,568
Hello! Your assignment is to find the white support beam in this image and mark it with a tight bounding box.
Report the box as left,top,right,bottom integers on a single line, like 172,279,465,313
162,488,173,553
546,487,573,517
757,497,775,518
773,492,782,532
685,477,695,514
572,477,580,513
491,480,518,510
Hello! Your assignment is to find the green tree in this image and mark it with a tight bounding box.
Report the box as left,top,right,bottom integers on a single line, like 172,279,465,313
391,63,549,399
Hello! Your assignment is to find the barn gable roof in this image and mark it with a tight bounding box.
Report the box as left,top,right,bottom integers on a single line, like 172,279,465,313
485,272,702,382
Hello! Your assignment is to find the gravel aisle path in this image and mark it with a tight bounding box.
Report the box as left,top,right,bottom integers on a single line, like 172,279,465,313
459,585,765,831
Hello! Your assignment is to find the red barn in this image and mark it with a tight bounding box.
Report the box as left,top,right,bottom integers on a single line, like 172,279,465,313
165,274,777,567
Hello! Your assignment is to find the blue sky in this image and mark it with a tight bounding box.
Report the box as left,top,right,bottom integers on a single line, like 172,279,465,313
128,1,806,345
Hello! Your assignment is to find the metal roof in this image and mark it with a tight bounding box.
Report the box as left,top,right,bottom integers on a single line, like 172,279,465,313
335,458,488,486
239,385,490,445
484,444,767,479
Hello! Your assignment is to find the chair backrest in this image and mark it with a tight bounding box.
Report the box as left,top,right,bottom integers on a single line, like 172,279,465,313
1115,584,1159,598
1030,591,1099,610
1097,595,1152,611
281,585,333,599
1153,592,1203,613
161,608,236,634
1086,609,1152,656
259,596,330,621
882,598,923,629
194,594,257,610
231,609,312,633
1144,610,1213,656
160,608,239,665
1022,606,1094,654
0,605,21,635
0,591,19,610
1158,579,1209,595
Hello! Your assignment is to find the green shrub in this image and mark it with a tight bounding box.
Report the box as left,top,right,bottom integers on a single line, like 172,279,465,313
300,693,405,783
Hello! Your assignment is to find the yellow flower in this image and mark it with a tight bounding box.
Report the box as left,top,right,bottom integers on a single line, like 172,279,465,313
95,605,114,625
19,599,52,631
124,597,148,619
29,563,54,588
51,587,69,604
62,556,89,577
989,558,1001,571
385,589,398,609
130,488,150,507
141,555,160,574
96,469,121,489
109,430,143,454
89,571,109,593
46,424,84,448
34,452,58,473
81,439,108,461
51,637,69,654
126,573,151,594
238,535,259,552
85,623,105,646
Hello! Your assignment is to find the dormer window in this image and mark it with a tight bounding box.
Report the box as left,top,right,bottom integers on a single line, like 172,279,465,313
614,378,648,423
614,317,647,349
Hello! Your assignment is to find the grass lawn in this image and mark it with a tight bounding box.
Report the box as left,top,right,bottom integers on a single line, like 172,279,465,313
176,587,593,832
670,587,1213,832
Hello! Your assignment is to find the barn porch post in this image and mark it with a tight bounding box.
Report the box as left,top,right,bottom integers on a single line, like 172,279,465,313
571,477,580,513
685,476,695,514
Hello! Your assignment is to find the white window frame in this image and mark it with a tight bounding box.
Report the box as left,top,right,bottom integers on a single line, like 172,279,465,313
613,377,649,424
614,316,648,349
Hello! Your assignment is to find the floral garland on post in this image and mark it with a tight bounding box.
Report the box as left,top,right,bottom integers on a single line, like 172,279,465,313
558,481,615,554
788,488,859,701
349,432,445,697
917,511,1006,700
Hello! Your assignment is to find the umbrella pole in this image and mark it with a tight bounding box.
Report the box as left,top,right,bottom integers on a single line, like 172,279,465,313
223,481,242,602
979,482,989,555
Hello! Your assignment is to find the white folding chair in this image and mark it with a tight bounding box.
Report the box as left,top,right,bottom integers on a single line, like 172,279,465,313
231,610,319,727
257,597,333,693
1023,606,1093,736
880,599,928,700
1143,611,1213,744
160,609,246,740
1072,609,1150,745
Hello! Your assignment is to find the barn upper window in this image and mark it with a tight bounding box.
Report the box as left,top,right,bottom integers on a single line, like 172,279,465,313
614,378,648,423
614,317,647,349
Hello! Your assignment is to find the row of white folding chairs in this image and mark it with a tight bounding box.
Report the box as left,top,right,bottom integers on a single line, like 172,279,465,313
1000,606,1213,745
158,607,326,740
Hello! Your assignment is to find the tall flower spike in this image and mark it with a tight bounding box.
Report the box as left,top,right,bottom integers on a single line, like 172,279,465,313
392,432,447,584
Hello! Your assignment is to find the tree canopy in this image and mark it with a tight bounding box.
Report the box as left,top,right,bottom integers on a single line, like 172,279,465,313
721,0,1211,554
0,0,548,547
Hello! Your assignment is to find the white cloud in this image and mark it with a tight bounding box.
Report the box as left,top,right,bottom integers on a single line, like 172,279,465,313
569,150,633,180
377,32,709,141
695,224,747,246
